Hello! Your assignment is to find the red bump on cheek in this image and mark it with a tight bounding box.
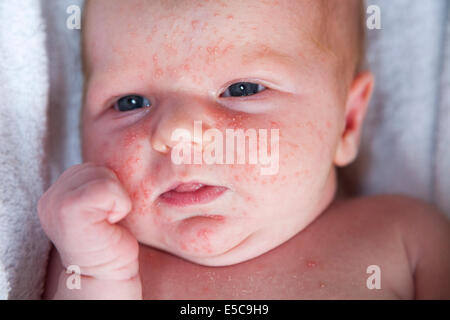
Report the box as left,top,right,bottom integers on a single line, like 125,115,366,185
226,113,251,130
163,44,178,57
222,44,235,55
286,142,300,150
191,20,200,29
154,69,164,79
270,121,280,128
124,131,139,147
111,128,154,217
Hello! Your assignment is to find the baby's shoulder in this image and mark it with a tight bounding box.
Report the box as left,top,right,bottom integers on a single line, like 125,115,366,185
326,193,447,233
322,194,450,291
314,193,450,270
333,193,450,299
299,194,449,299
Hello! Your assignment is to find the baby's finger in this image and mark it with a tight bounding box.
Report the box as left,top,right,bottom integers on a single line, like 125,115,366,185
62,178,132,227
56,162,119,193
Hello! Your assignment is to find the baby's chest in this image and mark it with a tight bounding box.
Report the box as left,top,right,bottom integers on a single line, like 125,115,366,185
140,255,401,299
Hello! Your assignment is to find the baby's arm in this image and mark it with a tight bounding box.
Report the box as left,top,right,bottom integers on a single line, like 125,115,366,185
38,163,142,299
399,197,450,299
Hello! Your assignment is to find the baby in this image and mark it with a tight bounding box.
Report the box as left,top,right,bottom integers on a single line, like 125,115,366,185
39,0,450,299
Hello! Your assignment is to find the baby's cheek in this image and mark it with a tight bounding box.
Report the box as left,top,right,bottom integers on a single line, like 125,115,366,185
245,120,333,201
101,128,156,217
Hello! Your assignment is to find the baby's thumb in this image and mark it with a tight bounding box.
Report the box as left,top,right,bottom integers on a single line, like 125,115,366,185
105,185,133,224
107,199,132,224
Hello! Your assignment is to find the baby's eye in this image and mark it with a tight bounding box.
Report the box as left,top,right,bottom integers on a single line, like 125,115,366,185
220,82,266,98
113,95,151,112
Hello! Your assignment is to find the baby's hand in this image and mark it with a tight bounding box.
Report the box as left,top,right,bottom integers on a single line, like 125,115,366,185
38,163,139,281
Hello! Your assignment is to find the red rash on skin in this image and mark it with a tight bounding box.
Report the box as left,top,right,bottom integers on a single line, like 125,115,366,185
306,260,317,268
105,123,158,219
152,54,164,79
191,20,200,30
163,44,178,58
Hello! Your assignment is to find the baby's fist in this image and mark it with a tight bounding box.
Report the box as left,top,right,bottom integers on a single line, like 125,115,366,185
37,163,139,281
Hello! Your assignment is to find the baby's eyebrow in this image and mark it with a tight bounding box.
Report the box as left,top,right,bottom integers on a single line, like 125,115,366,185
240,45,297,66
236,44,313,83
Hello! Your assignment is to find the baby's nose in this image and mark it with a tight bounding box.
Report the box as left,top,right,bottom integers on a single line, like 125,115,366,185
149,93,216,154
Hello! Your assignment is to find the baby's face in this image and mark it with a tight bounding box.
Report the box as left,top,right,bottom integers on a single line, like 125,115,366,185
82,0,354,266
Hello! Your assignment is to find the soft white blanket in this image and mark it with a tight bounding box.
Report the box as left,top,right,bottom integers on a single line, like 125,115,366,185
0,0,448,300
0,0,51,299
340,0,450,214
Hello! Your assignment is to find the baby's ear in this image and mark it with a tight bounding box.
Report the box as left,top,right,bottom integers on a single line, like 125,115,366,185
334,71,374,167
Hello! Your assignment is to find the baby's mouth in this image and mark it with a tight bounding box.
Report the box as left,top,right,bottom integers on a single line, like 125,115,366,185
158,182,228,207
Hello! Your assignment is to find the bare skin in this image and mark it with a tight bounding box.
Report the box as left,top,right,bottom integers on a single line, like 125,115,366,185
44,193,450,299
39,0,450,299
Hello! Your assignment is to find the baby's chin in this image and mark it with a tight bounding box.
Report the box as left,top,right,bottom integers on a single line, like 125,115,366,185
139,215,263,266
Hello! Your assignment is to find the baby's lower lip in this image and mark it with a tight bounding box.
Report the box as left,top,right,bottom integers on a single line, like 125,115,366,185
159,184,228,207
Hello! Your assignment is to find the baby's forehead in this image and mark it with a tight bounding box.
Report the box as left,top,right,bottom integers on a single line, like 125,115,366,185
85,0,325,25
82,0,333,71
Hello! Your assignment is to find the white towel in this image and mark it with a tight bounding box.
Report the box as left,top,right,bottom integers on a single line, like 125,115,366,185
340,0,450,217
0,0,51,299
0,0,449,300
